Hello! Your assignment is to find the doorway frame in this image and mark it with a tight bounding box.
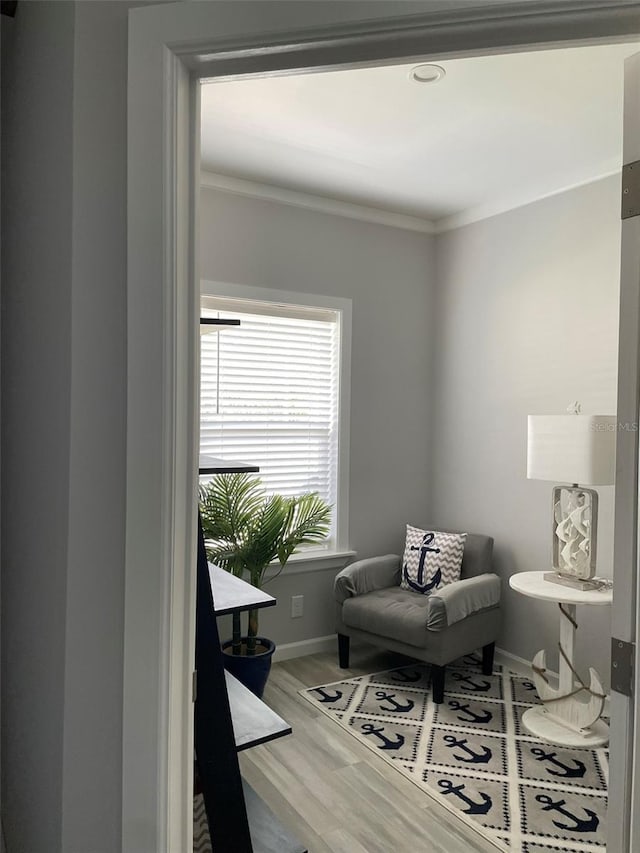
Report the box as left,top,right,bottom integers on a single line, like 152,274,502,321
125,2,640,851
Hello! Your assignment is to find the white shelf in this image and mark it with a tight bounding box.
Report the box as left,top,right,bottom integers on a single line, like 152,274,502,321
225,671,291,751
210,564,276,616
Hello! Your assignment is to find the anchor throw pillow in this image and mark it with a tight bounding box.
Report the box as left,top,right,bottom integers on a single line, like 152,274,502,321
400,525,466,595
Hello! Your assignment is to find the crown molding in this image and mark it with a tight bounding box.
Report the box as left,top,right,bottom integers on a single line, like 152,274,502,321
434,169,621,232
202,169,621,236
200,171,436,234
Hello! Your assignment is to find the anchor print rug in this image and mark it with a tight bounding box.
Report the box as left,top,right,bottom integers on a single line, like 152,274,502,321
301,656,608,853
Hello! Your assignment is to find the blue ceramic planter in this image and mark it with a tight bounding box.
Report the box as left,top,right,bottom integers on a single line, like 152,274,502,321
221,637,276,698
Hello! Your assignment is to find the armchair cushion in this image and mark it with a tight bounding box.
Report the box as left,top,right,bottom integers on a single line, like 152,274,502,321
334,554,400,604
400,525,466,594
340,573,501,647
342,586,432,647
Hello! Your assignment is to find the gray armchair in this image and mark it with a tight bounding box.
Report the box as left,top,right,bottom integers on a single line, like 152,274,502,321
334,531,501,703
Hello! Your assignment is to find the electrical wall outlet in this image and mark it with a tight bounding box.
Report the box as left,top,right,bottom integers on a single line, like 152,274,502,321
291,595,304,618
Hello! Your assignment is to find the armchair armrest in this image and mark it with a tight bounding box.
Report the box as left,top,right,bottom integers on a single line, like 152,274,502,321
426,573,501,631
334,554,400,604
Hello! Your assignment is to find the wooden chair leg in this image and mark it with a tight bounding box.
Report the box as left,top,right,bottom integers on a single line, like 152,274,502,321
432,664,445,704
338,633,350,668
482,642,495,676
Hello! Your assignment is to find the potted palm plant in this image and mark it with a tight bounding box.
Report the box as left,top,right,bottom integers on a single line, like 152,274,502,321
199,472,331,697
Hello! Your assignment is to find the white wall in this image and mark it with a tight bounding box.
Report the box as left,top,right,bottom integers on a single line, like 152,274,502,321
199,186,437,645
432,175,621,686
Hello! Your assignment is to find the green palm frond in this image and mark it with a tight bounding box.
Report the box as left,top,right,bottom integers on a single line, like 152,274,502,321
278,493,332,565
199,472,265,575
236,494,291,585
199,472,263,542
198,473,332,645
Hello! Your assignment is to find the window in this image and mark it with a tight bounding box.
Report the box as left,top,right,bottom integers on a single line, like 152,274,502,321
200,283,351,553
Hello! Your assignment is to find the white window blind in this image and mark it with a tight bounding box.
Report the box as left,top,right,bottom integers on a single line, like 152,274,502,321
200,295,341,545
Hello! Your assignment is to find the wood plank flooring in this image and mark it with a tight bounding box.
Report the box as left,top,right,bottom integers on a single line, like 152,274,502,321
239,647,501,853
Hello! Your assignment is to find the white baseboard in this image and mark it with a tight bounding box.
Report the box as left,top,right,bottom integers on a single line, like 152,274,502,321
495,646,542,679
273,634,337,662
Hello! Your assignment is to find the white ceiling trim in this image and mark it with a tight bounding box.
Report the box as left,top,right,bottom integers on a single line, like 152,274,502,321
435,168,622,233
202,169,622,236
200,171,436,234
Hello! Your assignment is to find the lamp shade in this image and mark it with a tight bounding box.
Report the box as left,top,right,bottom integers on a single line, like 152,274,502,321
527,415,616,485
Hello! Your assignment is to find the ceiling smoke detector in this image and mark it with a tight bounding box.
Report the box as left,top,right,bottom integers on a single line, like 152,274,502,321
409,64,446,84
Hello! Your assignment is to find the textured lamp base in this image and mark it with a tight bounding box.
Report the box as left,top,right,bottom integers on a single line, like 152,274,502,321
552,485,597,579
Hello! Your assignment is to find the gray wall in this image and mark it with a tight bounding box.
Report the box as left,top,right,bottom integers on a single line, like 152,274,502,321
431,175,620,685
2,2,130,851
199,187,437,645
62,3,129,850
1,4,75,850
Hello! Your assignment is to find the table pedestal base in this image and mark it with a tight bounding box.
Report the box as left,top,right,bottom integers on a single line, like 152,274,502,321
522,706,609,748
508,572,612,749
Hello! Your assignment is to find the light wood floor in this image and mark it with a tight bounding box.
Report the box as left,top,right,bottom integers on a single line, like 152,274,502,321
239,647,500,853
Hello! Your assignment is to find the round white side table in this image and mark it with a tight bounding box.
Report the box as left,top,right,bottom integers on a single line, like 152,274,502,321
509,571,612,748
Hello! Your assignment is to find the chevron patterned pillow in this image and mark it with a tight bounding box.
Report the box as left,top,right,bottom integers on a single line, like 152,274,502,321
400,525,466,595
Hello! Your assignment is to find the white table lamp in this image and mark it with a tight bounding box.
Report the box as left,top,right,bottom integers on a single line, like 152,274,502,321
527,412,616,589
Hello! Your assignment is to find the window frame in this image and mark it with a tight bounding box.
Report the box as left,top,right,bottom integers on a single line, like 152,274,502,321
200,280,352,559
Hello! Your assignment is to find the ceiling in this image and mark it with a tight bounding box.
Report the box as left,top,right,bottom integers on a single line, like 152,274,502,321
200,42,639,229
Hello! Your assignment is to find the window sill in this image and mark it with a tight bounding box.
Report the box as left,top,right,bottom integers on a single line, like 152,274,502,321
263,549,356,578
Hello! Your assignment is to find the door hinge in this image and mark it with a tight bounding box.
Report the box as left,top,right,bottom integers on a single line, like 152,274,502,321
192,670,197,703
622,160,640,219
611,638,635,697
